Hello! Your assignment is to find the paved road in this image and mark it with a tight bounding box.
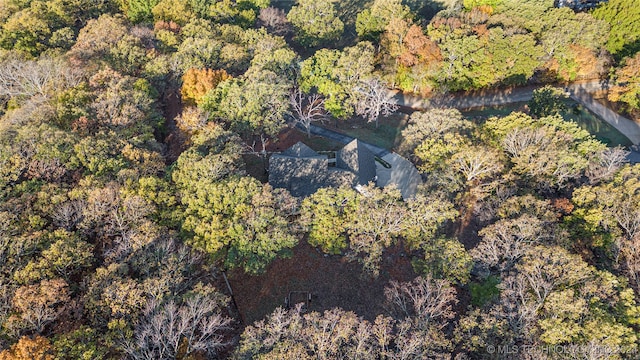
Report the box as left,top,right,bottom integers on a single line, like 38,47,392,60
391,80,640,146
568,90,640,145
391,81,605,110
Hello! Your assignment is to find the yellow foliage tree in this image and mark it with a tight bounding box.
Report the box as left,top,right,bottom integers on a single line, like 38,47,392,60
0,336,54,360
152,0,194,26
180,68,231,106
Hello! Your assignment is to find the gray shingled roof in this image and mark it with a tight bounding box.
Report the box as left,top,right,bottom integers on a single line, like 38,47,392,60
269,140,376,197
269,155,329,197
281,142,319,158
336,139,376,185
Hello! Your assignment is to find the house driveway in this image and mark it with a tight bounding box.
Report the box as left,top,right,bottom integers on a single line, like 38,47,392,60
375,153,421,199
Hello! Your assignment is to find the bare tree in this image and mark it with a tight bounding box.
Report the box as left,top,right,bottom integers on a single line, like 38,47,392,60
236,304,389,359
518,246,591,306
384,275,457,329
0,57,82,100
586,146,629,184
0,277,13,340
452,146,503,184
496,273,540,338
258,7,291,35
347,186,408,276
502,128,548,158
616,205,640,244
620,236,640,292
79,185,156,262
289,89,328,137
9,279,70,334
471,215,550,272
353,77,398,128
125,294,232,359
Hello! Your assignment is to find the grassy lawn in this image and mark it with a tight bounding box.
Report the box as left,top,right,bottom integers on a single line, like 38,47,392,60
461,100,633,147
301,133,345,151
334,113,409,150
461,102,529,121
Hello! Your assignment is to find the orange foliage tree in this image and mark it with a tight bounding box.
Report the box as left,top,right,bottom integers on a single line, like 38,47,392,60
0,336,54,360
381,20,441,94
180,68,231,106
609,53,640,111
9,279,70,334
399,24,441,67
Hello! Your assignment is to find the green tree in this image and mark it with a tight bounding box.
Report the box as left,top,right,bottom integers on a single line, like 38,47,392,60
299,49,347,118
484,112,604,190
537,8,608,81
69,14,150,74
458,245,640,357
13,230,93,284
414,132,468,174
52,326,107,360
0,4,57,56
355,0,411,41
208,0,269,28
299,42,375,119
463,0,501,11
123,0,160,23
300,187,358,254
431,26,492,91
346,186,409,276
529,85,568,118
0,0,114,56
151,0,194,25
416,238,472,284
571,165,640,290
181,176,298,274
485,28,542,86
521,247,639,351
345,186,456,276
593,0,640,58
171,122,244,189
201,69,290,139
399,108,472,157
287,0,344,47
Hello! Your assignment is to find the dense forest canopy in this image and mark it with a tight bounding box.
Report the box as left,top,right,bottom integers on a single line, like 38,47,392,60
1,0,640,358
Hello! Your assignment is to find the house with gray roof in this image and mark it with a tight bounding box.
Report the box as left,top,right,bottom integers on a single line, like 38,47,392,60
269,138,422,199
268,140,376,197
